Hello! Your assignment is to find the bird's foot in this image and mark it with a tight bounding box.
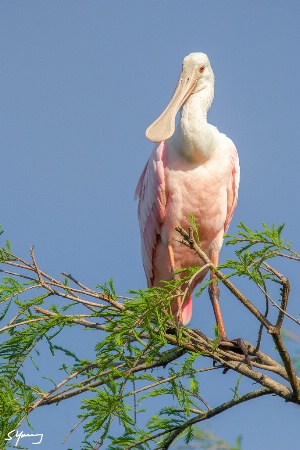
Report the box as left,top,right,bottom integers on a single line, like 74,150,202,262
219,337,253,369
165,320,183,342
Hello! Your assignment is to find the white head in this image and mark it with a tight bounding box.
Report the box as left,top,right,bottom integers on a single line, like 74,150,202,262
146,52,215,143
182,52,214,95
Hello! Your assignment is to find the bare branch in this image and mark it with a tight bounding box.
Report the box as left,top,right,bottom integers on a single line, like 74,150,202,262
255,271,269,351
126,388,271,450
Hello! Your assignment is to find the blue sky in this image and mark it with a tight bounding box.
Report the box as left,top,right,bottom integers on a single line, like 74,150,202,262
1,1,300,449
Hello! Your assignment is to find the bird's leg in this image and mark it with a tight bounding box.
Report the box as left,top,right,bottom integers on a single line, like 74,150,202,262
209,252,252,368
168,244,183,329
208,252,227,341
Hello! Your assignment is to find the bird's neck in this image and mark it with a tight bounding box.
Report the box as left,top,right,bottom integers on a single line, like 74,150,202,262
170,88,218,163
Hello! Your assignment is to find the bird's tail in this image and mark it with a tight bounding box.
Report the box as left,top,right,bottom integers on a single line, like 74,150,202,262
181,294,192,325
171,294,192,326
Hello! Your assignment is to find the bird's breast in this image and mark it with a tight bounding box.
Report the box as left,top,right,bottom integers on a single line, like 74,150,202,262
161,148,231,266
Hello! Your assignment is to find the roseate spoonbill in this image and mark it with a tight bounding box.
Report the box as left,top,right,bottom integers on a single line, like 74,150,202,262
135,53,239,341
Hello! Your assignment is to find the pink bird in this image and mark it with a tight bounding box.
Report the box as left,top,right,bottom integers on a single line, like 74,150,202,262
135,53,239,341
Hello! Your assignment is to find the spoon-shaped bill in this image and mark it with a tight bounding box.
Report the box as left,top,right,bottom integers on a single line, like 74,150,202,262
146,68,197,143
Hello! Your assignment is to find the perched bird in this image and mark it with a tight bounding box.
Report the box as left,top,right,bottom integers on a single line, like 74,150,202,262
135,53,239,340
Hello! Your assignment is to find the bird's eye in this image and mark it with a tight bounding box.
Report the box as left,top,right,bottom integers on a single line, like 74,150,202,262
199,66,205,73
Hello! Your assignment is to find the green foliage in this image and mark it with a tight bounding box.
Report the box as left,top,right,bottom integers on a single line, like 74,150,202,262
222,222,291,285
96,278,117,301
189,215,201,246
0,222,299,449
0,246,203,448
230,374,243,400
0,377,37,449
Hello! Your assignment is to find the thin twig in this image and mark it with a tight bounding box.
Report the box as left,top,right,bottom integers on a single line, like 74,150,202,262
181,263,212,306
253,278,298,326
262,262,292,330
126,388,271,449
176,226,273,330
124,366,217,400
0,317,49,333
34,306,106,331
39,348,186,406
255,271,269,352
62,417,86,444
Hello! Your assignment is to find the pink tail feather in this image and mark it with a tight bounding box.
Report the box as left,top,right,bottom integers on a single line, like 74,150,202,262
182,294,192,325
171,294,193,325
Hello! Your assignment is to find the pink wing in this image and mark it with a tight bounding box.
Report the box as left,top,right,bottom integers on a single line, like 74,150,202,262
135,142,167,286
224,139,240,233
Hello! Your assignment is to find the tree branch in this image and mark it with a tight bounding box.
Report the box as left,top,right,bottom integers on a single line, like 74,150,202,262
176,226,273,330
126,388,271,450
160,388,271,449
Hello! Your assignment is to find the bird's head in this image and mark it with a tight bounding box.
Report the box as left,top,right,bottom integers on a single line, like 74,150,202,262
182,53,214,94
146,52,214,143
